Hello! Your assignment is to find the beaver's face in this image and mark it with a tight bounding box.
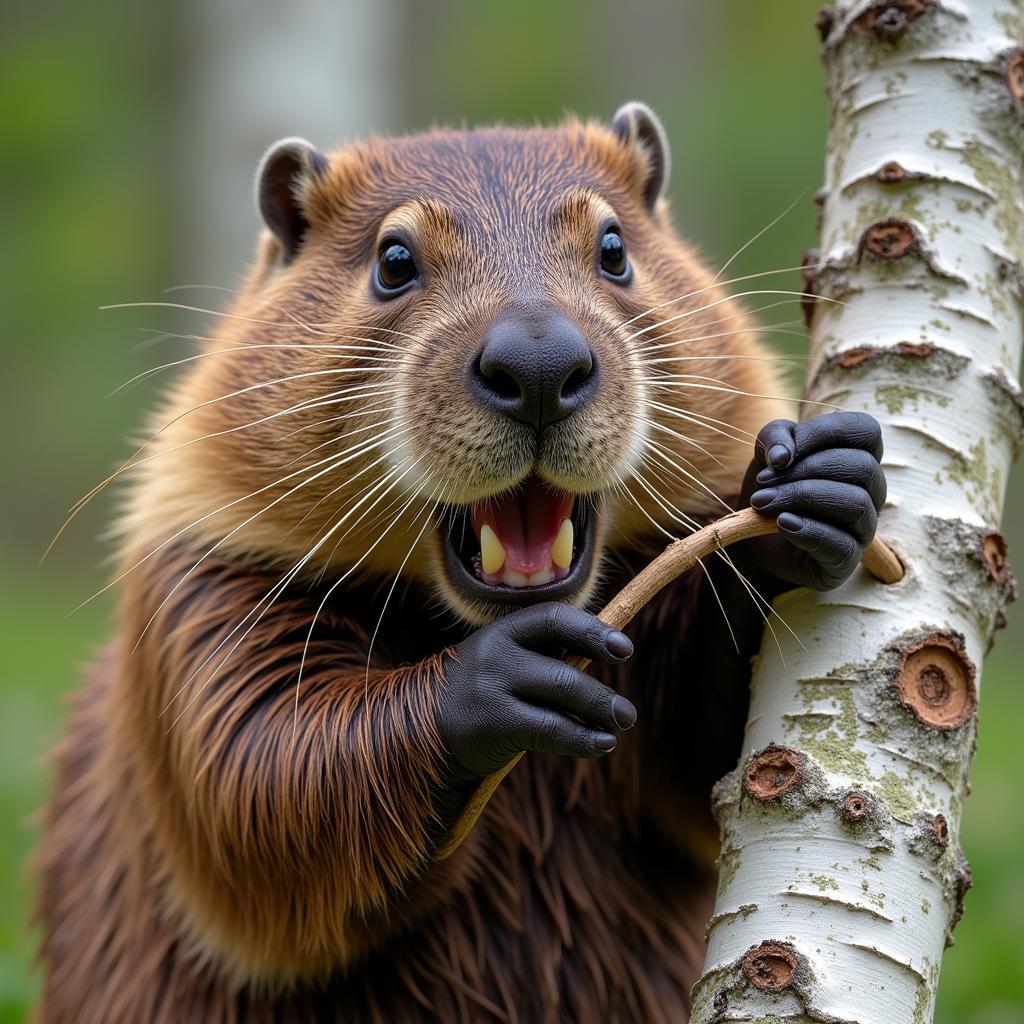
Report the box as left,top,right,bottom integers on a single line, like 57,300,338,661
368,159,654,622
163,106,784,625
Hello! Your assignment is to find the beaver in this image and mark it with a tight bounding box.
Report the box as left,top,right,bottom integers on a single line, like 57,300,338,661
34,102,885,1022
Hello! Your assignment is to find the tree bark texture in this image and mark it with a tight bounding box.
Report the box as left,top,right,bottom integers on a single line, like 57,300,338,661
692,3,1024,1022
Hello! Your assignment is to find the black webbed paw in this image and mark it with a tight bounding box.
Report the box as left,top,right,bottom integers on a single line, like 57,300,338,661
739,412,886,591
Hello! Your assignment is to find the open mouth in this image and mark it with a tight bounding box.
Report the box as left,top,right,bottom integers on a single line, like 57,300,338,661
439,475,597,607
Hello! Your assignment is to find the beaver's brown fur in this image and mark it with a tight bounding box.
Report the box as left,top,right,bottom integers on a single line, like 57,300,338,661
35,107,789,1022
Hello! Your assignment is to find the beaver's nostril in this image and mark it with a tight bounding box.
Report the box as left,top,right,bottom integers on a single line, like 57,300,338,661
561,364,592,401
482,366,522,401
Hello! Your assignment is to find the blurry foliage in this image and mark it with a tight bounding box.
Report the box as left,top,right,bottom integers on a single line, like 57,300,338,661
0,2,1020,1021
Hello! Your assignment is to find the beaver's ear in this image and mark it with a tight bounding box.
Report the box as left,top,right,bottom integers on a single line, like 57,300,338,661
610,102,671,209
254,137,329,263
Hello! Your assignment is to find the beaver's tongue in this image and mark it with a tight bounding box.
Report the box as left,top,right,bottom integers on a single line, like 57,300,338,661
470,479,575,587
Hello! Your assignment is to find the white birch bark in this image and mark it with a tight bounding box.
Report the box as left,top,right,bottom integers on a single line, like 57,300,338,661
691,3,1024,1022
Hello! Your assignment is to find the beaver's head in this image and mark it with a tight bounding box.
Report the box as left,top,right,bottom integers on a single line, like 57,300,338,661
140,104,786,624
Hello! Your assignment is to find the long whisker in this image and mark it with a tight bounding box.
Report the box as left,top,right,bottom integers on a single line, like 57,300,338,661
47,382,402,559
163,469,404,718
111,342,400,394
160,284,431,346
142,327,402,354
75,424,407,614
616,460,742,657
645,350,809,368
640,424,730,481
630,452,720,524
111,376,397,490
626,289,844,344
712,192,805,286
273,399,397,443
627,465,801,652
101,300,418,350
291,471,436,731
152,383,401,469
165,463,413,726
646,376,810,407
275,415,400,470
611,476,676,542
301,455,425,551
285,429,413,534
619,265,816,329
635,299,803,351
313,466,428,583
715,544,798,660
639,322,809,357
361,485,448,689
693,555,740,653
647,369,832,411
155,365,396,427
645,400,755,444
133,435,412,659
641,430,730,483
130,377,397,464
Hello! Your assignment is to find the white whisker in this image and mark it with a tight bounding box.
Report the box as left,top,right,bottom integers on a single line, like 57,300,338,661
111,342,400,394
645,402,753,445
635,300,802,352
626,289,843,344
648,375,826,409
165,463,412,726
362,482,451,684
291,471,437,732
75,425,407,615
101,299,418,350
619,265,817,329
639,321,808,357
161,284,431,344
53,383,403,555
712,193,805,286
642,430,730,485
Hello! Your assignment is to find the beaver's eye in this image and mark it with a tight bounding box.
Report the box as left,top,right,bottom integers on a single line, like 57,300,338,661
599,229,629,279
376,242,417,293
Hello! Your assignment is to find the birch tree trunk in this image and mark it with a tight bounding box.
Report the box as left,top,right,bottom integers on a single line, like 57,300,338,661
691,3,1024,1021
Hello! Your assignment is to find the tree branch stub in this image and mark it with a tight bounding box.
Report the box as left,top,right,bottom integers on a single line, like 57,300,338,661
982,530,1009,583
852,0,936,41
859,217,919,262
743,744,804,802
895,632,978,730
841,789,873,822
742,941,800,993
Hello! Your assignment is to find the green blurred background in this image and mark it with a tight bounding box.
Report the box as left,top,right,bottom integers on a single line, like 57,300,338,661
2,2,1021,1021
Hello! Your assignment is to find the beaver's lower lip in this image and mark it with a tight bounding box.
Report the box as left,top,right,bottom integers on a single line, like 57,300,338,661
438,479,596,608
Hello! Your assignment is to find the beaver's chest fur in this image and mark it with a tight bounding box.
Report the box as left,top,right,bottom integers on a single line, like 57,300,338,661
36,545,742,1023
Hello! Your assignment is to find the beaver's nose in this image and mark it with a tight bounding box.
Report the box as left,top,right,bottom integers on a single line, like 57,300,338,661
472,312,598,429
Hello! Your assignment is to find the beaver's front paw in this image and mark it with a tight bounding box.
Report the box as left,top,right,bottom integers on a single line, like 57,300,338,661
435,603,636,780
738,411,886,591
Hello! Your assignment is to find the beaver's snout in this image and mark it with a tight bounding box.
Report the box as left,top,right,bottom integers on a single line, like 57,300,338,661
470,309,599,431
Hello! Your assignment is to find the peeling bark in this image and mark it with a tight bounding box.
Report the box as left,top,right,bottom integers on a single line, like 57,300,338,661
692,3,1023,1021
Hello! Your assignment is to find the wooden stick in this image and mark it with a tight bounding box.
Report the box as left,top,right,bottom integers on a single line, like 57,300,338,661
435,512,902,859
